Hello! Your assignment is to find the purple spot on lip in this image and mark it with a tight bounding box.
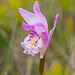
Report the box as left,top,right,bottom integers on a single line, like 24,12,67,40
30,31,35,35
30,33,34,35
29,35,33,38
30,31,40,39
30,50,33,54
36,40,38,43
27,39,31,41
31,48,35,51
30,31,37,35
35,43,37,46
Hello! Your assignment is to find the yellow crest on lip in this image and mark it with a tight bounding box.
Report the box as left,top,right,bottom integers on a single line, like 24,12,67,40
30,37,39,48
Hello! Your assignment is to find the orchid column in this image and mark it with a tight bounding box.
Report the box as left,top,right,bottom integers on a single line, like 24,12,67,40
18,1,59,75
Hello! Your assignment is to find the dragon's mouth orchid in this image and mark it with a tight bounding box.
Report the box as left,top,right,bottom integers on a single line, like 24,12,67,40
19,1,59,58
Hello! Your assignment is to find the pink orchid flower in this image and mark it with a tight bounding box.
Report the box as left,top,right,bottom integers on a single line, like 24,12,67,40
18,1,59,58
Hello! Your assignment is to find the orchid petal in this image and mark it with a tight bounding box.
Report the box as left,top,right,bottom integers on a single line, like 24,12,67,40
33,1,48,32
40,14,59,59
33,22,46,36
40,32,48,58
22,22,34,31
21,42,26,49
22,22,46,36
47,14,59,48
19,8,40,25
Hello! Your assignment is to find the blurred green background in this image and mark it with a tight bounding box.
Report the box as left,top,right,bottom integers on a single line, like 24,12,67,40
0,0,75,75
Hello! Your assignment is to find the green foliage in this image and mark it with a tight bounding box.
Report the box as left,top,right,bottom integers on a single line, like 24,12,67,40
0,5,7,18
0,34,7,56
44,61,72,75
59,0,72,9
72,72,75,75
9,0,23,10
0,34,7,46
64,66,71,75
50,61,63,75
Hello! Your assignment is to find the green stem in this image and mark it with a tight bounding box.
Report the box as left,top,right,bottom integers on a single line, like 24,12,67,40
39,55,46,75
